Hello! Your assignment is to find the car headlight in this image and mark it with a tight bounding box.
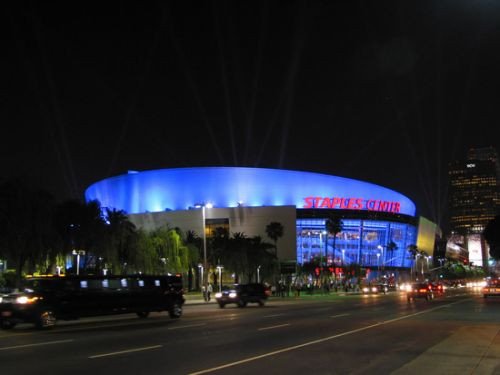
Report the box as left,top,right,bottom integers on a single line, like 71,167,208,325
0,296,2,303
15,296,38,304
228,292,237,298
371,287,378,292
362,287,369,292
215,292,222,298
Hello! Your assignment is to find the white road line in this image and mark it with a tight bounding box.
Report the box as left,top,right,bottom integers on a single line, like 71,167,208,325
168,323,206,330
258,324,291,331
89,345,162,359
263,314,285,318
330,314,350,318
189,299,468,375
0,339,74,351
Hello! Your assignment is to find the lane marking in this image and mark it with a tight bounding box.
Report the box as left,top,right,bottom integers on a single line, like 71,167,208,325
0,339,74,351
89,345,162,359
168,323,206,330
258,324,291,331
190,299,468,374
263,314,285,318
330,314,350,318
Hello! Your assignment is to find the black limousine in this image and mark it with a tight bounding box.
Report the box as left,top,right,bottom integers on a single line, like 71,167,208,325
0,274,184,329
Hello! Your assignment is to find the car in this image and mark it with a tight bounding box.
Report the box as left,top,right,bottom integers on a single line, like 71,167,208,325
215,283,270,308
362,284,388,295
0,274,185,329
430,282,445,295
407,283,434,301
483,279,500,298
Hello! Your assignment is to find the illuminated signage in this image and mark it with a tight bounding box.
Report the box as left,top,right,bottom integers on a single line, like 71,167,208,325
466,163,475,168
303,196,401,213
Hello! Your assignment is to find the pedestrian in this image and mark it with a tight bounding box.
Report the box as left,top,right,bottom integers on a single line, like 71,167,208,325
207,283,213,301
202,285,207,301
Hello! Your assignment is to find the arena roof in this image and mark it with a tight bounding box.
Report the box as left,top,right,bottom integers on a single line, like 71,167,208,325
85,167,416,216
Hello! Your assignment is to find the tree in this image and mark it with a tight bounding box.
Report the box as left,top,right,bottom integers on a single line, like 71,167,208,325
407,244,419,281
54,199,107,274
386,241,398,267
184,230,202,291
484,215,500,260
265,222,284,258
104,208,137,274
325,216,343,264
0,180,57,285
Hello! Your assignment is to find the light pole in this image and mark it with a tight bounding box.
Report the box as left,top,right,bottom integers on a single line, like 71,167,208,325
377,245,384,273
198,264,204,292
216,265,223,292
341,249,345,265
72,250,85,275
377,253,381,274
257,265,261,283
197,203,212,301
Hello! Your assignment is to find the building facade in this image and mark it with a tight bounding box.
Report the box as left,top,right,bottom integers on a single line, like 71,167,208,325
448,147,500,267
85,167,420,271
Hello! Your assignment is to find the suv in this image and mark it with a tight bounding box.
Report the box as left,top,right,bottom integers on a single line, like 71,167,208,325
215,283,270,308
407,283,434,301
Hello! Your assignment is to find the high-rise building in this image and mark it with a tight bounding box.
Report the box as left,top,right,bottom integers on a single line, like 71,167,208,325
448,146,500,267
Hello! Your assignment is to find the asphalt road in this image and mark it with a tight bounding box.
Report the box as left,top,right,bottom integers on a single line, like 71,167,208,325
0,288,498,375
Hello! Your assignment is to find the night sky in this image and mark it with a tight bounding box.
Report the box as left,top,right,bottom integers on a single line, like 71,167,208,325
2,1,500,230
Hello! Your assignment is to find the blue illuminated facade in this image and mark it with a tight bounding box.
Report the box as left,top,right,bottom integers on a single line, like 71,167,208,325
86,167,418,270
297,219,416,268
85,167,416,216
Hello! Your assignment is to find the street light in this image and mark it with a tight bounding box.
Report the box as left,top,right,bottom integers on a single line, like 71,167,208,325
377,253,381,273
257,265,261,283
198,263,204,292
341,249,345,264
196,203,212,301
216,265,223,292
72,250,85,275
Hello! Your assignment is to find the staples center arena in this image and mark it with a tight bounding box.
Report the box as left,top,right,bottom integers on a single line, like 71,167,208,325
86,167,435,271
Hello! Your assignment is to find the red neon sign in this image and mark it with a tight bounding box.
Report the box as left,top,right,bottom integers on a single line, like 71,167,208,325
303,196,400,213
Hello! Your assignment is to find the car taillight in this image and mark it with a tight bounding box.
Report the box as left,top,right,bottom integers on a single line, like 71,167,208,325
419,289,427,293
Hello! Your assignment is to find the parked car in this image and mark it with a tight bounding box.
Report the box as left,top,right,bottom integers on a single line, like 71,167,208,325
407,283,434,301
215,283,270,308
0,274,184,329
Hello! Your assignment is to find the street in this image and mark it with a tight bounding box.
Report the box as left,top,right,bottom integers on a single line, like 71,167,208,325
0,289,498,375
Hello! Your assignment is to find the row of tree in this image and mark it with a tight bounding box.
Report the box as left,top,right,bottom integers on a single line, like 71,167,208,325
0,180,285,287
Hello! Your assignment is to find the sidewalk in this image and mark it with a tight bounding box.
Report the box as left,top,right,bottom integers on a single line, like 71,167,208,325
183,290,363,305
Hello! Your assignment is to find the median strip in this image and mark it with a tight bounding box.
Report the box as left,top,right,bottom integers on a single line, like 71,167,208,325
89,345,162,359
258,324,291,331
0,339,74,351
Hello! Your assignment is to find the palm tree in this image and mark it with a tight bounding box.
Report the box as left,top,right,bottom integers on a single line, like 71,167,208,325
265,222,284,258
266,222,284,280
386,241,397,268
407,244,418,281
325,216,343,265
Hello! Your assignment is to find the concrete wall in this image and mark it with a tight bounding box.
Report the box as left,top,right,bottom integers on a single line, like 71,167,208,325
128,206,297,261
